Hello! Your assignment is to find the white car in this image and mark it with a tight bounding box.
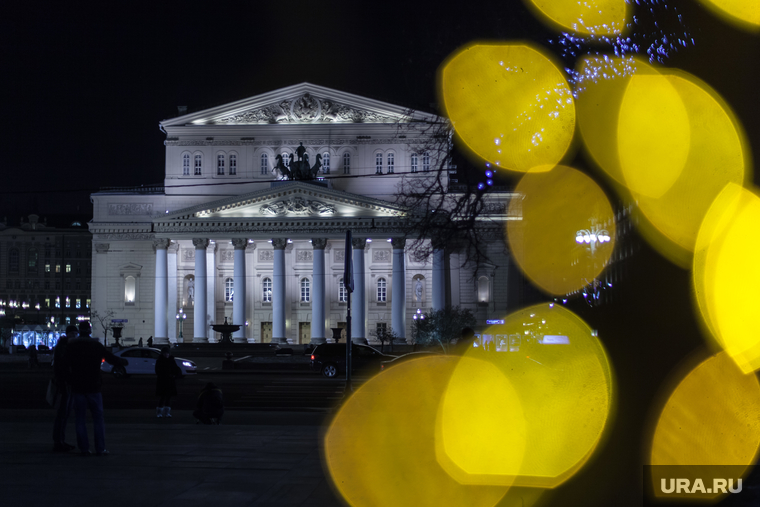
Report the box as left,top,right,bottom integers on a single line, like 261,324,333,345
101,347,197,378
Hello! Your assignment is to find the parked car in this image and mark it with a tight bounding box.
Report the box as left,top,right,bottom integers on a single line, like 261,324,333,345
380,351,443,372
101,347,197,378
310,343,397,378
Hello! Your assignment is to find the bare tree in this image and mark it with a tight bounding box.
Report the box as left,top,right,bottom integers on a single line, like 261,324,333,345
90,310,115,343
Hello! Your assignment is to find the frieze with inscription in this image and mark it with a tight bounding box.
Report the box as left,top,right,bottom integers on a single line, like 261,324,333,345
108,203,154,215
94,233,154,241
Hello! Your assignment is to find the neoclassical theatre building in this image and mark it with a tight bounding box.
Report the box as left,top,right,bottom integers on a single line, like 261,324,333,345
89,83,520,345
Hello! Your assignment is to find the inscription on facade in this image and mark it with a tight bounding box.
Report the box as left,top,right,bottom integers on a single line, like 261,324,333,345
108,203,153,215
259,250,274,262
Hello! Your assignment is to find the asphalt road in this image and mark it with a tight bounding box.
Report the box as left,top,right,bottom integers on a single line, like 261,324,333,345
0,370,356,412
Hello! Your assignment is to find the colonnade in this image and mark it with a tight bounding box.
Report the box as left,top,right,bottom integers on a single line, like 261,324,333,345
152,237,446,345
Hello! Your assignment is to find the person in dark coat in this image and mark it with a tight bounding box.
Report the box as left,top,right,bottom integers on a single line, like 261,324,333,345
138,337,143,347
155,346,181,418
51,325,78,452
194,382,224,424
147,336,153,348
67,321,128,456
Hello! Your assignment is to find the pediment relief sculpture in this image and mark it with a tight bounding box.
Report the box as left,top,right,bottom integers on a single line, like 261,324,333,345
260,197,336,216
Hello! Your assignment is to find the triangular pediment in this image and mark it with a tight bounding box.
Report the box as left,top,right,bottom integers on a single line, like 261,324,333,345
160,83,438,127
160,182,408,222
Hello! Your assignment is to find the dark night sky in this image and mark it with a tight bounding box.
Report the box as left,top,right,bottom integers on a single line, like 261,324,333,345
2,2,760,503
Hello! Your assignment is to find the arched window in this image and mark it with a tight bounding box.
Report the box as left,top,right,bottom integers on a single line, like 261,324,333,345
182,153,190,175
478,276,490,303
422,152,431,172
262,277,272,303
194,154,202,175
225,277,234,302
411,154,418,173
322,152,330,174
217,154,225,175
260,153,269,175
300,278,310,302
125,275,136,304
8,248,19,273
387,153,394,174
27,248,38,273
343,152,351,174
375,153,383,174
229,154,237,175
377,277,387,302
339,278,347,302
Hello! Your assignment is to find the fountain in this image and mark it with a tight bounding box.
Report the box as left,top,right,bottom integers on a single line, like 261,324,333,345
211,317,241,345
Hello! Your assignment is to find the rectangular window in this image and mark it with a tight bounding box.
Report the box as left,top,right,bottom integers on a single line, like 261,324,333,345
217,154,225,175
45,298,50,308
423,153,430,172
194,154,202,175
411,154,418,173
65,297,70,308
343,153,350,174
377,278,387,302
55,297,60,308
75,299,81,309
322,153,330,174
76,281,81,290
301,279,310,302
387,153,394,174
229,154,237,175
375,153,383,174
66,264,71,273
377,322,387,336
86,299,91,308
339,278,347,303
262,278,272,303
55,282,60,290
44,281,50,289
260,154,269,175
55,265,61,273
183,154,190,175
45,264,50,273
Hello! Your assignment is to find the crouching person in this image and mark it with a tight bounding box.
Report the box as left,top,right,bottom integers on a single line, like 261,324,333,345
194,382,224,424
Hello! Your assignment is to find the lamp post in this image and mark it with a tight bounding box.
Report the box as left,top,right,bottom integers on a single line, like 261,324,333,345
575,225,612,306
176,308,187,342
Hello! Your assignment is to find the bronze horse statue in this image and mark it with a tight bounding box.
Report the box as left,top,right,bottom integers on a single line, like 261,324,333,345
273,152,323,180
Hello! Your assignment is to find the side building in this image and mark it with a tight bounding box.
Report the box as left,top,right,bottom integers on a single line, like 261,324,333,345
89,83,525,345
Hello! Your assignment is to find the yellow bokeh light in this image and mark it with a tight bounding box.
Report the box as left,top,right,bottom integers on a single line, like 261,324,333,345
696,0,760,31
436,358,527,485
442,304,614,488
439,43,575,173
650,351,760,499
324,355,510,507
693,183,760,373
524,0,629,36
507,165,615,295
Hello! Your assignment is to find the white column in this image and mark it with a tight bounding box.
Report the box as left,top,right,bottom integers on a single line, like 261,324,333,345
206,243,216,342
192,238,209,343
232,238,248,339
93,243,110,341
153,238,170,344
391,238,406,343
167,243,179,343
432,247,445,311
311,238,327,345
351,237,367,344
245,242,256,342
272,238,288,344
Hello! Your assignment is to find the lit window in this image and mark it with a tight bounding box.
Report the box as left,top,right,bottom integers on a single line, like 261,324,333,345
65,297,70,308
322,152,330,174
225,278,234,302
423,152,430,172
339,278,347,303
8,249,19,273
343,153,350,174
300,278,310,302
86,299,91,308
229,154,237,175
194,154,202,175
375,153,383,174
182,153,190,175
260,153,268,175
411,154,418,173
75,299,81,309
56,264,61,273
377,278,387,302
262,277,272,303
125,275,136,304
478,276,490,303
66,264,71,273
45,298,50,308
387,153,394,174
217,154,225,175
45,264,50,273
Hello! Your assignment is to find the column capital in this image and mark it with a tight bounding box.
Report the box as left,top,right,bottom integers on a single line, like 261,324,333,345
390,237,406,250
153,238,171,250
168,242,179,253
352,237,367,250
311,238,328,250
232,238,249,250
192,238,210,249
246,242,257,253
272,238,288,250
207,242,217,253
95,243,110,254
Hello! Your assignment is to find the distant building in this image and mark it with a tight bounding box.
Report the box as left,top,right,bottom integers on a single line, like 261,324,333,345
89,83,526,345
0,214,92,348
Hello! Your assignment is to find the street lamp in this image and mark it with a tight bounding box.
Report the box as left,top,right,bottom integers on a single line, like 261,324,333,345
176,308,187,341
412,308,425,321
575,227,611,255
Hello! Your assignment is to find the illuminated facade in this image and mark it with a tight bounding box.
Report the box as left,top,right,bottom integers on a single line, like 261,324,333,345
0,214,92,348
89,83,521,345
